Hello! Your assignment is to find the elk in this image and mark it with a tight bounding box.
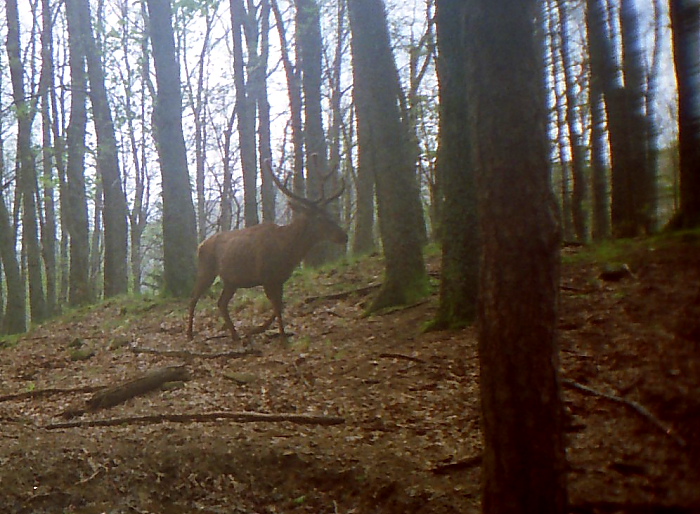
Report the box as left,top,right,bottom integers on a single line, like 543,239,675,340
186,160,347,341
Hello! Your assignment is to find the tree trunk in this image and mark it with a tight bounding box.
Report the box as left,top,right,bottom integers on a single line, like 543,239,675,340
146,0,198,297
0,186,25,334
39,0,58,316
467,0,568,512
432,0,478,329
620,0,654,233
348,0,428,312
6,0,47,324
298,0,341,266
257,0,276,224
668,0,700,229
64,0,92,306
271,0,304,194
557,0,588,242
230,0,259,228
77,0,129,296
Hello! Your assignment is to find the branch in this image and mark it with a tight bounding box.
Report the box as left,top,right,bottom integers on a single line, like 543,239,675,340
130,347,261,359
0,386,104,403
562,379,687,447
43,411,345,430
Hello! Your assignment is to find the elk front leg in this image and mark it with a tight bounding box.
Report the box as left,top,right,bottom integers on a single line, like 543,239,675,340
187,268,217,340
217,283,240,340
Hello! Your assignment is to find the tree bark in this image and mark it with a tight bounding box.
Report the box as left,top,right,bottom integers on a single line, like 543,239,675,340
39,0,58,317
348,0,428,312
467,0,568,512
6,0,47,324
77,0,130,297
146,0,198,297
668,0,700,229
432,0,478,328
230,0,259,228
557,0,589,241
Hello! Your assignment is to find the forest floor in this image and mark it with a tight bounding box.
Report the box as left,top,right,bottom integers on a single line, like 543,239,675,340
1,232,699,514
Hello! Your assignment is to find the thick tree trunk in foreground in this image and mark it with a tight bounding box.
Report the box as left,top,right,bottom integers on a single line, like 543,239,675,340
467,0,568,512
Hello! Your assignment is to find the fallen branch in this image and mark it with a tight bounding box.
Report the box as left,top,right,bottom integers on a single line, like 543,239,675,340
61,365,191,418
304,283,382,304
378,352,427,364
562,378,686,447
431,454,482,474
130,346,261,359
0,385,104,403
44,411,345,430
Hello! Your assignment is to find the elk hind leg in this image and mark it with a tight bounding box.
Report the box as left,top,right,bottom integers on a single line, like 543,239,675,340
217,283,240,340
259,283,285,338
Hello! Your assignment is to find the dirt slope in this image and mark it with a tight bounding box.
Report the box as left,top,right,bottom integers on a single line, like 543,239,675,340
1,235,699,513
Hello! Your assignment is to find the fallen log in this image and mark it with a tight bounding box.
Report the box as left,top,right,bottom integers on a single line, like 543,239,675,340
61,365,190,418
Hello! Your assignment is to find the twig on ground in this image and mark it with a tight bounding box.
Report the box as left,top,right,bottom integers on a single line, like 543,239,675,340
43,411,345,430
0,385,105,403
562,378,687,447
378,352,427,364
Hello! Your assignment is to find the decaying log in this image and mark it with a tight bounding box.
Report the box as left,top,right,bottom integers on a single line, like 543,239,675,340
562,378,686,447
61,365,190,418
44,411,345,430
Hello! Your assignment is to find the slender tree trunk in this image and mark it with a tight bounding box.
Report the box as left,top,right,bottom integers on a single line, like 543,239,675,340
589,88,611,240
6,0,47,324
230,0,259,227
64,0,93,306
557,0,588,241
39,0,57,316
77,0,129,296
467,0,568,511
620,0,653,233
297,0,344,265
146,0,198,297
257,0,275,224
668,0,700,229
271,0,304,194
348,0,428,312
0,181,26,334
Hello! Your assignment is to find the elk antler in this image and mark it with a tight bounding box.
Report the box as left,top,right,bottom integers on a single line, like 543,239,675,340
264,158,344,208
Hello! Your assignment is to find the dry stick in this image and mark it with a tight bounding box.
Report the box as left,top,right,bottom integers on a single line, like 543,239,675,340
43,412,345,430
130,347,261,359
562,378,687,448
303,283,382,304
377,352,427,364
0,385,104,403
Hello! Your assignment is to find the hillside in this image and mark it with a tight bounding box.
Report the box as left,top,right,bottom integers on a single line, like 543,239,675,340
1,235,699,513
